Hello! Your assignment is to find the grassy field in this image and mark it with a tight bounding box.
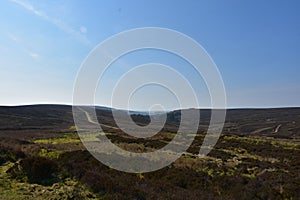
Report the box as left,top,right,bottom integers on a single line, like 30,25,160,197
0,162,96,200
0,130,299,199
0,105,299,199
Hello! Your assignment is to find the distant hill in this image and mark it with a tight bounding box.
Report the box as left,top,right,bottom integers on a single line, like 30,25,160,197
0,105,299,139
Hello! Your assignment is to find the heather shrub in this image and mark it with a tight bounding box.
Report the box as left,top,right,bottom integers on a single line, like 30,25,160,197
8,156,57,185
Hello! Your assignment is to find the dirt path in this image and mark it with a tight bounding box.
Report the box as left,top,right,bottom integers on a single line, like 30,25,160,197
274,124,282,133
252,127,273,134
78,107,120,130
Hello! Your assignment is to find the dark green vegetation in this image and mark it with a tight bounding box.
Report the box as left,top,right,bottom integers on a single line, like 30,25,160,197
0,105,299,199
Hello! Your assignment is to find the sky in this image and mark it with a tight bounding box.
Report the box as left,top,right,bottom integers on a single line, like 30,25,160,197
0,0,300,109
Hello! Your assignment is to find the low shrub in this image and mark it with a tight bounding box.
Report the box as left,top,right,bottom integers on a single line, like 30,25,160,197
8,156,58,185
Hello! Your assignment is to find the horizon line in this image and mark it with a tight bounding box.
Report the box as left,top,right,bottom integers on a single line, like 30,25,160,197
0,103,300,111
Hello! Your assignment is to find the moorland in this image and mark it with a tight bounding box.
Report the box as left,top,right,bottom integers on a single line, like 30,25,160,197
0,105,299,199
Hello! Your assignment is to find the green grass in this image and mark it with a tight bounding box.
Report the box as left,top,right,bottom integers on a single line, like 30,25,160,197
220,148,280,163
38,149,63,159
34,137,81,145
0,162,98,200
223,135,300,150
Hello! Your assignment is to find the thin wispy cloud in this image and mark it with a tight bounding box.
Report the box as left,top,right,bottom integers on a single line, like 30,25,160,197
10,0,90,46
28,51,39,59
7,33,39,59
8,34,19,43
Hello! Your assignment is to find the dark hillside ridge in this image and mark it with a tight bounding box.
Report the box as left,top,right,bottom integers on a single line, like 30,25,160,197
0,105,299,138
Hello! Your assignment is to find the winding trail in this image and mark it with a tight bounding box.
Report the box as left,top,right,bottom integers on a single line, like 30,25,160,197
78,107,120,130
274,124,282,133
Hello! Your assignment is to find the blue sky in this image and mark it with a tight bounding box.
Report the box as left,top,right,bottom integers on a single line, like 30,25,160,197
0,0,300,109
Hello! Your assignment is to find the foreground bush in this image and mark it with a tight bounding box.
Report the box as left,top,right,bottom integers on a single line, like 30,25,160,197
8,156,57,185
